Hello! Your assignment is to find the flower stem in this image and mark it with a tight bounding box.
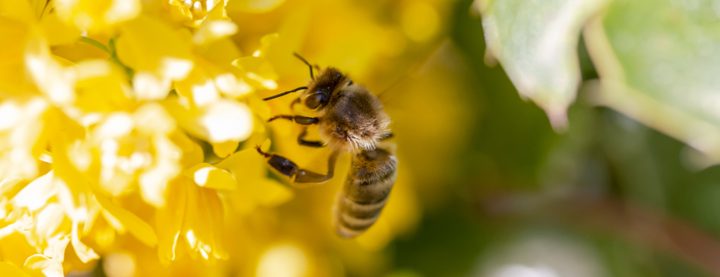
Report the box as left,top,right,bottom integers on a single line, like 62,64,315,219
79,36,111,54
79,36,135,80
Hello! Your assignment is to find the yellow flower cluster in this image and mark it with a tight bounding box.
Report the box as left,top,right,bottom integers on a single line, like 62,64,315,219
0,0,286,275
0,0,451,275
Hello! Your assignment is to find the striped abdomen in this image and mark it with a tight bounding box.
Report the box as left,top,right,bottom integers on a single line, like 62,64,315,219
334,147,397,238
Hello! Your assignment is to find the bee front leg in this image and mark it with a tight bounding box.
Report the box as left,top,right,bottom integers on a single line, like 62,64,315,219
268,115,325,147
256,147,339,185
297,127,325,148
268,115,319,125
290,98,302,112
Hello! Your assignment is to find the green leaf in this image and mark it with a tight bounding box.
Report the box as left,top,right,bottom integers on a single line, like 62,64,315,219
586,0,720,163
476,0,607,129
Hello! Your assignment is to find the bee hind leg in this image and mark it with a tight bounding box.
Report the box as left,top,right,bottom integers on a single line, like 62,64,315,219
256,147,339,185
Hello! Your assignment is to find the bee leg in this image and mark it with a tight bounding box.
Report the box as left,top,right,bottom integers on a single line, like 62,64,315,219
268,115,319,125
379,132,394,141
297,127,325,148
290,98,302,112
294,149,339,183
256,147,339,184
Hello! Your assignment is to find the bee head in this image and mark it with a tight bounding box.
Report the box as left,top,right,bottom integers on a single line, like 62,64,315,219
305,67,346,109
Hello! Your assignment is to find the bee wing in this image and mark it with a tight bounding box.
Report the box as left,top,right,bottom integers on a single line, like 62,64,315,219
375,39,452,109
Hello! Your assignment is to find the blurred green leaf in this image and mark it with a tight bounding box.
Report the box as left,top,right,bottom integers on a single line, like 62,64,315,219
475,0,606,129
586,0,720,164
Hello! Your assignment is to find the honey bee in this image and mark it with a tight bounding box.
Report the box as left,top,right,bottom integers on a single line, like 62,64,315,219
255,53,397,238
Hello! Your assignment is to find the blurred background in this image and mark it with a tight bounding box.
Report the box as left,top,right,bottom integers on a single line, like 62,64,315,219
221,0,720,276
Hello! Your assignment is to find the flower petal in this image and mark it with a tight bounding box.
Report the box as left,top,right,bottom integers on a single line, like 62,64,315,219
71,222,99,263
117,16,194,99
53,0,141,32
199,100,253,143
193,20,237,45
0,261,29,276
23,254,64,277
96,196,158,247
190,163,236,190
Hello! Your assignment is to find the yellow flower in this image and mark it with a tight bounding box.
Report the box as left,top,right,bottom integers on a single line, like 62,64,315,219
0,99,48,181
167,0,229,26
5,171,99,273
216,144,293,215
53,0,141,32
156,175,228,263
116,15,194,100
89,104,182,206
0,261,30,276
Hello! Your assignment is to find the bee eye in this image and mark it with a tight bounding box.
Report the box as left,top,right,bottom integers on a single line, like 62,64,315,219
305,93,328,109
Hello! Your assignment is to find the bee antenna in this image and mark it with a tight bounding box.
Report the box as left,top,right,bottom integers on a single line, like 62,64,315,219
262,86,308,101
293,52,315,80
